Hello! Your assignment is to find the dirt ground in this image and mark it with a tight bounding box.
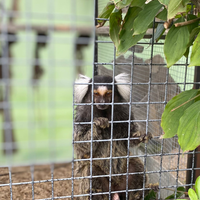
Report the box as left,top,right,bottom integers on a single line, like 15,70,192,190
154,148,187,184
0,163,81,200
0,151,188,200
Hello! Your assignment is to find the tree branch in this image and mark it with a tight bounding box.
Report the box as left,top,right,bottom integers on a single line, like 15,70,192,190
175,17,200,27
164,19,173,29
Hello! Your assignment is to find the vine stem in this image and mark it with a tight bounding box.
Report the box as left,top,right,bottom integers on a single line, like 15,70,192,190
164,187,188,195
171,93,200,112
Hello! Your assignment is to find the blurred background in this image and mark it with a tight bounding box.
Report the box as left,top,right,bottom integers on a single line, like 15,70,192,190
0,0,95,165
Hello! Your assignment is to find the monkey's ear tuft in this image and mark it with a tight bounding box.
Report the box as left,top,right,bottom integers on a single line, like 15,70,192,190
74,74,91,103
115,73,131,101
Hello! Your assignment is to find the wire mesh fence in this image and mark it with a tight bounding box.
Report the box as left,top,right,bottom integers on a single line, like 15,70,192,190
0,0,200,199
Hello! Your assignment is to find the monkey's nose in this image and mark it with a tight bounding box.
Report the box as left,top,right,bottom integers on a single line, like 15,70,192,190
100,98,105,103
96,104,109,110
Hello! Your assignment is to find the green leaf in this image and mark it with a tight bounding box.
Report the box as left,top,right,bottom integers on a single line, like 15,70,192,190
177,186,185,192
130,0,146,8
178,100,200,151
117,6,145,55
164,17,190,68
168,0,188,20
144,190,157,200
175,4,192,18
187,14,200,33
195,176,200,199
112,0,120,4
174,187,185,199
161,89,200,138
156,8,167,21
182,0,190,6
97,2,115,27
188,188,199,200
133,0,163,35
116,0,133,9
187,26,200,51
184,47,190,58
183,15,199,58
109,9,122,48
186,4,192,13
158,0,170,6
165,187,185,199
150,23,165,43
188,32,200,67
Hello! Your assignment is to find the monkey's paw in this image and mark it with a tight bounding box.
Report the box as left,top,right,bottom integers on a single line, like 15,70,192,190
112,193,120,200
134,193,143,200
86,188,108,200
146,183,159,192
132,131,152,145
86,188,102,194
94,117,109,129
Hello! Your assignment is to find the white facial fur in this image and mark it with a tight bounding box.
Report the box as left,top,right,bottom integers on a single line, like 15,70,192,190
115,73,131,101
74,74,91,103
74,73,131,103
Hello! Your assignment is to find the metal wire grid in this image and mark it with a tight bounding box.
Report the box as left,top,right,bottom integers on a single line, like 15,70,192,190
71,27,196,200
88,1,198,199
96,25,196,192
96,52,189,198
97,39,189,148
0,0,93,199
0,1,199,200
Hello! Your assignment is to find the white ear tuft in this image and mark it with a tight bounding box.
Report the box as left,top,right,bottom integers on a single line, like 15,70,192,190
115,73,131,101
74,74,91,103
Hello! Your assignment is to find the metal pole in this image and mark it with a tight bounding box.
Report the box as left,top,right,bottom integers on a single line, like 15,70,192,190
94,0,98,76
194,66,200,179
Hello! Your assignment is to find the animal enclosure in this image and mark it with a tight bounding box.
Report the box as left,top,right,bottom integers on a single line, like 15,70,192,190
0,0,200,199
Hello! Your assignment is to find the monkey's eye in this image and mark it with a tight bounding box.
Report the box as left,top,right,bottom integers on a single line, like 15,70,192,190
94,91,99,95
106,91,112,95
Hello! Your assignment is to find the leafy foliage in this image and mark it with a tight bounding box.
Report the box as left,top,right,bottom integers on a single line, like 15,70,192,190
144,190,157,200
167,0,189,19
97,0,200,66
195,176,200,199
156,7,167,20
188,188,199,200
161,89,200,151
132,0,163,35
177,100,200,151
97,2,115,27
145,178,200,200
98,0,200,152
165,187,185,199
117,6,145,55
115,0,133,9
150,178,200,200
130,0,146,8
151,23,165,43
164,17,190,68
109,9,122,48
158,0,170,6
188,32,200,67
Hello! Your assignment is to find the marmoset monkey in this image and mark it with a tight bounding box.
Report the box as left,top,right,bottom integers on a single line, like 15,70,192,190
74,74,155,200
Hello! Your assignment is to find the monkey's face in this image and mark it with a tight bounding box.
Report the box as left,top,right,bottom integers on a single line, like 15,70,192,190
93,86,112,110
